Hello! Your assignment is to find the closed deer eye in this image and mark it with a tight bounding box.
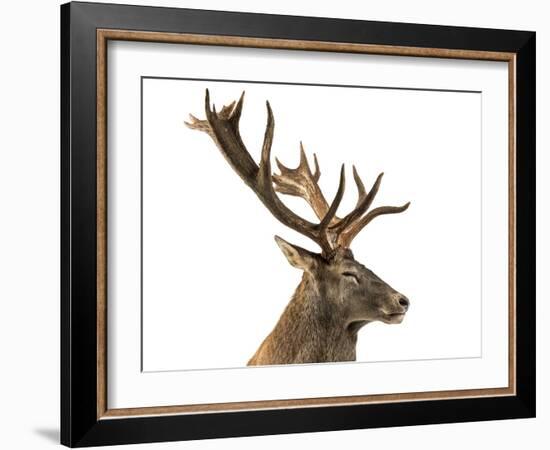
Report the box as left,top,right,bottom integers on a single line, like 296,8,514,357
342,272,360,284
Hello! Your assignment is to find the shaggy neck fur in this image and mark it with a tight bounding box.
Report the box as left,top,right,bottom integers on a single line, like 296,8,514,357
248,274,358,366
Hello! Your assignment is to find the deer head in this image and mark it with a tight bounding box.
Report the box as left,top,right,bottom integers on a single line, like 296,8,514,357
273,237,409,330
186,90,410,363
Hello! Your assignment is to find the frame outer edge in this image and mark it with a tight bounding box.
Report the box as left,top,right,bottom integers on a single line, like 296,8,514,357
514,32,536,415
61,2,536,446
60,2,72,446
63,2,103,447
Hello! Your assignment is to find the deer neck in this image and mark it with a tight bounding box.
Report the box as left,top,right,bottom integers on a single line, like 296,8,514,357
249,274,357,365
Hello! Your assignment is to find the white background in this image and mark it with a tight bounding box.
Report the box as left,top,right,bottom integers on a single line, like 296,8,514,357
0,0,546,449
141,64,484,371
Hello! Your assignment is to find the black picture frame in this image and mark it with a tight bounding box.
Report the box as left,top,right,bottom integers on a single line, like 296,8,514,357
61,1,535,447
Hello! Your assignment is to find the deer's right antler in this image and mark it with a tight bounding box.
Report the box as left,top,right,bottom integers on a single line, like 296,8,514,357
185,90,409,256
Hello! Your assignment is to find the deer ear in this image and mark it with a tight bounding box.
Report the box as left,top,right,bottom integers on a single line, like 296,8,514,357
274,235,317,271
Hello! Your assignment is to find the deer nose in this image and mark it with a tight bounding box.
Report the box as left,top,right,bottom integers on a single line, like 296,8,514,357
398,295,410,310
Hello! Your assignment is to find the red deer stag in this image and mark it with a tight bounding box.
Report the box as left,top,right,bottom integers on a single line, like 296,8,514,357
186,90,410,366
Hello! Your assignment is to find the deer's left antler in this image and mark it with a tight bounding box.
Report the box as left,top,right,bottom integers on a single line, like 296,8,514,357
273,145,410,249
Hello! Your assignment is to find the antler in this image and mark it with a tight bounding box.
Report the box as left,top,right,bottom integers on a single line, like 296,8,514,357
273,143,410,249
185,90,409,256
185,90,345,256
272,143,329,221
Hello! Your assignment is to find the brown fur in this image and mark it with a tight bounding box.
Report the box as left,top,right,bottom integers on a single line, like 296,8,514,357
248,275,358,365
248,244,409,366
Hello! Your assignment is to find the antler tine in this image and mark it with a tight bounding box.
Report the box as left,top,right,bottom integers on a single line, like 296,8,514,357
318,165,346,251
339,202,411,248
229,91,245,123
257,101,276,186
332,171,383,233
312,153,321,181
352,165,367,206
272,143,332,222
319,164,345,229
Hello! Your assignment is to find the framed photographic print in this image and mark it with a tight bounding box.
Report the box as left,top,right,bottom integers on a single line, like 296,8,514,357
60,2,536,447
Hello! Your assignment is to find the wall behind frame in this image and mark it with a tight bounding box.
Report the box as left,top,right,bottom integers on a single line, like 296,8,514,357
0,0,546,449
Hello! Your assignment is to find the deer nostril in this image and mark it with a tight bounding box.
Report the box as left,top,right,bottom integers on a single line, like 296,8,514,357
398,296,409,308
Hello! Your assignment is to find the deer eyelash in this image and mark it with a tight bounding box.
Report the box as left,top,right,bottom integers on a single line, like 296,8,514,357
342,272,360,283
